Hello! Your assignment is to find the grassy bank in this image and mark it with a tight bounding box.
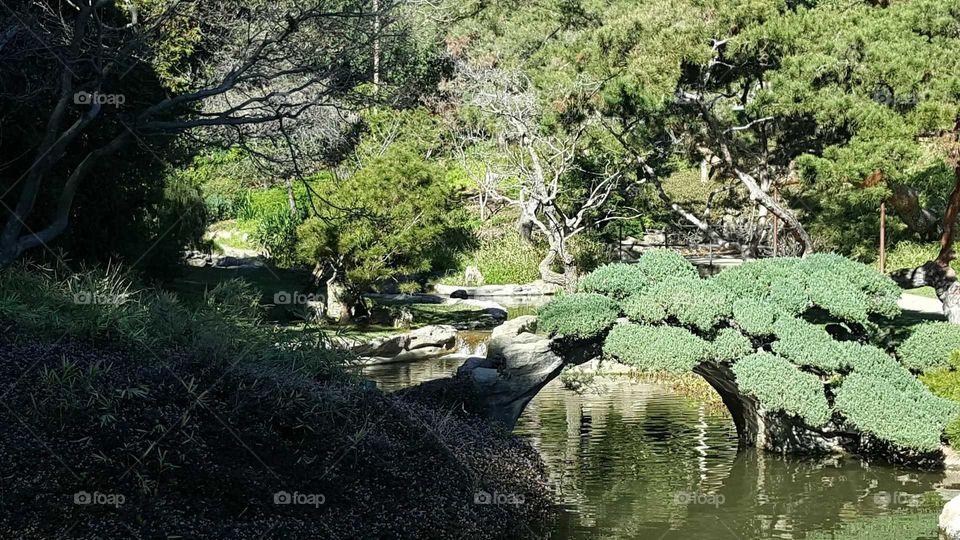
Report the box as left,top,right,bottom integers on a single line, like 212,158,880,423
0,264,555,538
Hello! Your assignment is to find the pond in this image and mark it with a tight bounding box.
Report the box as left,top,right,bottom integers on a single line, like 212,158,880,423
360,308,954,539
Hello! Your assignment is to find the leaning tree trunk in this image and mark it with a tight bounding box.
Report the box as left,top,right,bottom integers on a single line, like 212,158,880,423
891,153,960,323
326,274,353,324
538,235,578,291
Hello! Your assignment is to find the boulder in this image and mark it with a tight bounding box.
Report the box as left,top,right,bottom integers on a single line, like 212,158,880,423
406,325,457,350
942,496,960,539
350,324,457,364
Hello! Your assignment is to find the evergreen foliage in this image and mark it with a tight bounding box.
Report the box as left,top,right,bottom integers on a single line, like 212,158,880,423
603,323,711,374
538,293,621,340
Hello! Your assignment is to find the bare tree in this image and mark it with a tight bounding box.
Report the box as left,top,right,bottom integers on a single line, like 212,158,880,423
451,63,635,289
0,0,387,266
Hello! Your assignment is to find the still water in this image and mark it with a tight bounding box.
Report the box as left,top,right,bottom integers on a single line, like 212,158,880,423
361,312,953,539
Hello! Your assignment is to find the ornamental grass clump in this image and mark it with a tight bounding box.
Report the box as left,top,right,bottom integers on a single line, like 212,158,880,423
731,352,831,427
602,323,711,373
537,293,620,340
897,322,960,373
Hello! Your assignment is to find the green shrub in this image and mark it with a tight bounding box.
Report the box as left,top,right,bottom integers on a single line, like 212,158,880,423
578,263,649,299
771,316,845,371
712,254,900,321
732,298,779,336
731,352,831,426
252,210,300,268
834,373,953,452
632,249,697,284
897,322,960,372
712,328,753,362
797,253,901,320
647,277,732,331
621,294,667,324
603,323,712,373
538,293,621,340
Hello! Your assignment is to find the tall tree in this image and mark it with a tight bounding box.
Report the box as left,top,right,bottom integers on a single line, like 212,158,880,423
0,0,389,266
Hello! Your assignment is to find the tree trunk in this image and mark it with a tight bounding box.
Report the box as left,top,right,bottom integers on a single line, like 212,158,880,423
890,261,960,323
538,236,578,291
890,159,960,323
326,275,353,324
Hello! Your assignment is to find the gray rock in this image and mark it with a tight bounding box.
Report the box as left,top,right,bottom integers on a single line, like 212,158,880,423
350,324,457,364
471,367,499,386
942,495,960,539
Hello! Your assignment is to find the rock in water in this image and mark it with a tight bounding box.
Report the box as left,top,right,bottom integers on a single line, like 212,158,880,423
941,496,960,539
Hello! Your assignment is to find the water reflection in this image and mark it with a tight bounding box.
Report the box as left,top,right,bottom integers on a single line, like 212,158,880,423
361,316,948,539
519,378,943,539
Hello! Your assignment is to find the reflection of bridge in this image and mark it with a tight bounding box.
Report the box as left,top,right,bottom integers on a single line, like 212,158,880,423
454,317,939,462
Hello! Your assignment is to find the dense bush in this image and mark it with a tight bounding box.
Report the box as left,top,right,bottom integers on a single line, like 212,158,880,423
834,373,955,452
711,328,753,362
647,277,732,331
770,316,845,371
711,254,901,322
621,294,667,324
731,352,831,426
560,254,955,453
577,263,649,299
577,250,696,299
897,322,960,372
602,323,711,373
732,298,779,336
538,293,621,340
632,249,698,283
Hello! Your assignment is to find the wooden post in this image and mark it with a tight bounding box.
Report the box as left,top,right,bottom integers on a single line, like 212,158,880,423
772,186,779,257
880,200,887,273
372,0,381,93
